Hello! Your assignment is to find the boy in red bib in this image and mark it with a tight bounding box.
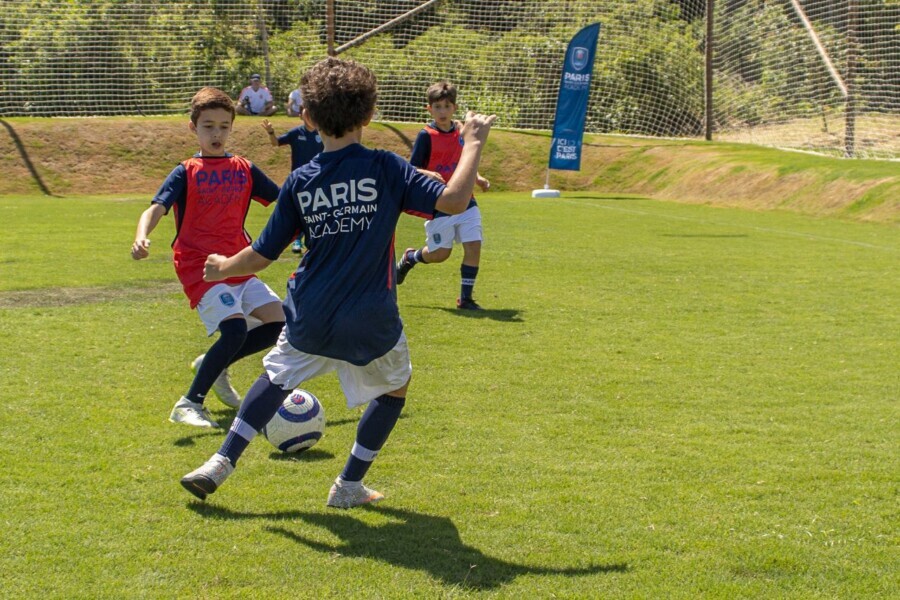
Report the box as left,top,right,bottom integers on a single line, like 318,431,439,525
131,87,285,428
396,80,491,310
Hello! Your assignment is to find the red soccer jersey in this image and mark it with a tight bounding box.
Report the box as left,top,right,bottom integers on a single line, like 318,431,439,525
152,154,280,308
410,122,477,217
423,123,463,181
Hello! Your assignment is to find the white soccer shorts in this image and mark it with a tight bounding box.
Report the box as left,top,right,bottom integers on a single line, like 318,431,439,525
262,330,412,409
196,278,281,336
424,205,483,252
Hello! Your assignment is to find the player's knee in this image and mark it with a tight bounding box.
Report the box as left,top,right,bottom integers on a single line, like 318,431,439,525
218,318,249,350
253,301,286,323
389,378,410,398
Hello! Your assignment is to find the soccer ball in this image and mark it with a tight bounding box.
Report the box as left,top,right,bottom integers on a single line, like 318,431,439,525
262,389,326,453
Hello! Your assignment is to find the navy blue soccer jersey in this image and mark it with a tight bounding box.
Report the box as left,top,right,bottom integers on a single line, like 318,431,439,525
253,143,445,365
277,125,324,171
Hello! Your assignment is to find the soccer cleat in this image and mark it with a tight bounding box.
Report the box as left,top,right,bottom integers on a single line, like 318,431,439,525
169,397,220,428
326,478,384,509
191,354,241,408
291,238,304,254
456,297,484,311
180,454,234,500
395,248,417,285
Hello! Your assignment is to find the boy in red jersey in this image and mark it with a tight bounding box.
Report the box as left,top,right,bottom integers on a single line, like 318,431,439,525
131,87,285,428
396,80,491,310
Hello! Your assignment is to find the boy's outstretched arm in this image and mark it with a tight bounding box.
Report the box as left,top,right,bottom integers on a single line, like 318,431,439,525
131,203,167,260
435,111,496,215
204,246,274,282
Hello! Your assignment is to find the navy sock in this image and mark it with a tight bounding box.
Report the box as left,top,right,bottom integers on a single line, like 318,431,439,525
218,373,291,466
413,248,426,264
340,394,405,482
185,319,248,404
228,321,284,365
460,264,479,300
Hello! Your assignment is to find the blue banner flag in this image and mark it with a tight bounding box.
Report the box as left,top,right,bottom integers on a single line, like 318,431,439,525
549,23,601,171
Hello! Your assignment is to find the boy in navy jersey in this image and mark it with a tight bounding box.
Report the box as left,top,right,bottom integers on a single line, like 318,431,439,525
260,117,325,253
396,80,491,310
131,87,285,429
260,118,324,172
180,58,496,508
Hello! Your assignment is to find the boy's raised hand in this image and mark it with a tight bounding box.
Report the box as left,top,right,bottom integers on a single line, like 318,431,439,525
261,119,274,134
459,111,497,145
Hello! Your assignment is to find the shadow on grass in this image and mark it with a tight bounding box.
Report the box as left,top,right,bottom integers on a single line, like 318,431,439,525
188,504,627,590
267,447,334,462
172,413,375,448
0,119,54,196
317,416,358,429
377,122,414,151
409,305,524,322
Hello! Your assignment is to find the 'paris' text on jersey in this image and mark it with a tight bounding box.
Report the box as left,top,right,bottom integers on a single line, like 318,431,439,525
297,178,377,213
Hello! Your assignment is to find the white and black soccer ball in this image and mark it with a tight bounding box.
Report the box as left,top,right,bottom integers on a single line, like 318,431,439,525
262,389,326,453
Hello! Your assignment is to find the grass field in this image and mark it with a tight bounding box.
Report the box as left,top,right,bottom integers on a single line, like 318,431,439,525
0,192,897,598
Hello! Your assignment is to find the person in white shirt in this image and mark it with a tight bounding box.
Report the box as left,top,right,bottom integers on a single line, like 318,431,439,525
236,74,277,116
286,86,303,117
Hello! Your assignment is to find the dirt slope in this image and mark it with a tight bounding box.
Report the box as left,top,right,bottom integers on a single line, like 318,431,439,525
1,116,896,222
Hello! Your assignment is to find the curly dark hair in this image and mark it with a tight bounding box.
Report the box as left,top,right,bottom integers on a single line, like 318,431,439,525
426,80,457,105
190,87,235,124
300,58,377,138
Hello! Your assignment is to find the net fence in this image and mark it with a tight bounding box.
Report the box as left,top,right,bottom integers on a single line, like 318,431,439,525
1,0,897,159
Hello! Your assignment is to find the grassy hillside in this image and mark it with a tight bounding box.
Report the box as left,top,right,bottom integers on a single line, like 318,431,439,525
1,116,897,222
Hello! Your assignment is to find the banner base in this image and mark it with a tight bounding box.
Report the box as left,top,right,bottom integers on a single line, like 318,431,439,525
532,189,561,198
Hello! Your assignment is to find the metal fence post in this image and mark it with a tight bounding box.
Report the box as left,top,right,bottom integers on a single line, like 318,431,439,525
705,0,714,141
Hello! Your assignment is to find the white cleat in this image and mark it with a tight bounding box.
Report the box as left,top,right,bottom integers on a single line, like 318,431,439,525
326,478,384,509
191,354,242,408
180,454,234,500
169,397,220,428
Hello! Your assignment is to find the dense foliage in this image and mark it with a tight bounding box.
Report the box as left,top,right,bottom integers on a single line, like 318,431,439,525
0,0,896,143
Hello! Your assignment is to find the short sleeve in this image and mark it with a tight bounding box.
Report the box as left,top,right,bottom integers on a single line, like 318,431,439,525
152,164,187,213
249,164,280,206
253,173,305,260
277,128,297,147
409,130,431,168
393,154,444,218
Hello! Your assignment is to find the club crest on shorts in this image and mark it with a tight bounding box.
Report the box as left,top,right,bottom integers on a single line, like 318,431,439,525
433,233,442,244
219,292,236,307
571,47,589,71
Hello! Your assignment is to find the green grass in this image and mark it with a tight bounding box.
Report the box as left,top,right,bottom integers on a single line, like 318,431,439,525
1,193,897,598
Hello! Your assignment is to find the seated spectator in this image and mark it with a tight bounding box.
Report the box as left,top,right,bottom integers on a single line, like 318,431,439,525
236,74,277,116
285,86,303,117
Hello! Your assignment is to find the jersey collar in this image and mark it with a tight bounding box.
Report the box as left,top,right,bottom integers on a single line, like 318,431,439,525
193,152,233,158
428,120,457,134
